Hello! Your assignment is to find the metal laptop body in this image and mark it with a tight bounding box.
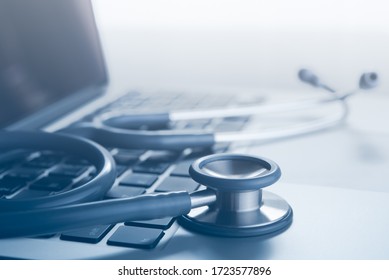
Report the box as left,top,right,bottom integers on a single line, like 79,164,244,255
0,0,107,130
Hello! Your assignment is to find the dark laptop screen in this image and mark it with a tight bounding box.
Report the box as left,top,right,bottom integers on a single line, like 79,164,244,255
0,0,107,128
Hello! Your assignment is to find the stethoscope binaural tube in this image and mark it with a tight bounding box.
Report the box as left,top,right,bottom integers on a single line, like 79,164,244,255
60,70,379,151
62,121,216,151
61,93,349,151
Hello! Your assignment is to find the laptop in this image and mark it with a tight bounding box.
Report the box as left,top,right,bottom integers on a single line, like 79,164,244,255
0,0,266,259
2,0,389,260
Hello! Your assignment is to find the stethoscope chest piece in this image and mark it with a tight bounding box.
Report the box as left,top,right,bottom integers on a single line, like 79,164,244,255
179,154,293,237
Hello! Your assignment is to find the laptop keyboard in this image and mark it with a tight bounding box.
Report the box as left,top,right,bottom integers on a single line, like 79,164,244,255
0,91,263,250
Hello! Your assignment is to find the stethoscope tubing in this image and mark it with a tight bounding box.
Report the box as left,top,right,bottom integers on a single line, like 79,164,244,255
0,132,116,211
216,98,349,143
0,191,195,238
97,93,346,124
63,122,216,150
0,70,377,238
170,94,344,120
62,93,350,150
0,131,219,239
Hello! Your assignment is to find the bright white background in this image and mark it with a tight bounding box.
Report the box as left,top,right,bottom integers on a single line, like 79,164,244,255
92,0,389,95
88,0,389,193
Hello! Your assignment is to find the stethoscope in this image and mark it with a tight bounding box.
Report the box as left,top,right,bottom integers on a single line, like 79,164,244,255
60,69,379,150
0,131,291,238
0,69,379,239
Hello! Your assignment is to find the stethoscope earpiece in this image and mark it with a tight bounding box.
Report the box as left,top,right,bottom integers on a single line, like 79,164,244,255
359,72,379,90
299,68,379,93
298,69,321,87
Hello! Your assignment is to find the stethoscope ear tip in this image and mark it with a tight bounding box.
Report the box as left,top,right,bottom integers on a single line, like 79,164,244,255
359,72,379,90
298,69,320,87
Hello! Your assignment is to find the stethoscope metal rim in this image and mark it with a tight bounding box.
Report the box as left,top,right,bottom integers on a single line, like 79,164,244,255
179,191,293,237
189,154,281,191
181,154,293,237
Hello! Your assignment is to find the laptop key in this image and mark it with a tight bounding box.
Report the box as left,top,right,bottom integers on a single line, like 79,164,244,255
61,224,114,244
184,119,210,130
214,120,246,132
113,153,139,165
115,164,129,177
64,156,91,166
156,176,199,192
146,151,179,162
132,150,178,174
119,173,158,188
72,175,94,189
105,186,145,199
170,160,193,177
30,176,73,191
24,152,63,168
0,165,11,175
50,164,88,177
30,234,56,239
125,217,175,230
0,178,26,195
107,226,164,249
115,148,145,156
212,142,231,153
132,161,170,174
111,149,145,165
13,189,52,199
5,167,45,181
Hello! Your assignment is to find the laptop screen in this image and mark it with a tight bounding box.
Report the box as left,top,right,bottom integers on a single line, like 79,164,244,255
0,0,107,128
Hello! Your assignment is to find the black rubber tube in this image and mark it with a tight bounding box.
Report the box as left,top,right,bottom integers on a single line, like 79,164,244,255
102,112,171,130
0,191,192,238
0,131,116,211
62,122,215,150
